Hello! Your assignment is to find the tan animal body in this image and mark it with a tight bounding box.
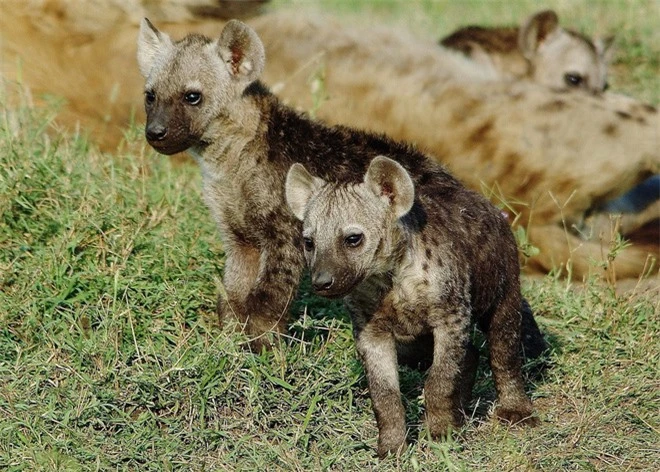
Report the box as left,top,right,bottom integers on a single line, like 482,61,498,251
2,1,658,279
440,9,614,92
286,156,536,457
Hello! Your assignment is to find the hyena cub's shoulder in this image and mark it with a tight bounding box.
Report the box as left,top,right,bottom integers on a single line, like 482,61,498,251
441,9,613,92
286,156,536,457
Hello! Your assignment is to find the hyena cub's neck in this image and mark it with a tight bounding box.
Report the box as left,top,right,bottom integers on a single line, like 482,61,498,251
191,82,273,170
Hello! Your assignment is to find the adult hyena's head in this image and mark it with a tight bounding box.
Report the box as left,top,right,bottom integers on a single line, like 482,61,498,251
519,10,613,92
285,156,415,299
136,19,265,155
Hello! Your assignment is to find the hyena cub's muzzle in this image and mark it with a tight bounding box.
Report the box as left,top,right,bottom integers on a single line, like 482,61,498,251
309,264,362,299
144,104,198,155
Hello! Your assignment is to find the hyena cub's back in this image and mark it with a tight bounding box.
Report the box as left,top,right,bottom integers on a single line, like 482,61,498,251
286,156,536,457
441,9,613,92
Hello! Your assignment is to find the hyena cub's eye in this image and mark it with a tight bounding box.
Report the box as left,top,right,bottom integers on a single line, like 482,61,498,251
564,73,584,88
184,91,202,106
303,237,315,252
145,91,156,104
344,233,364,248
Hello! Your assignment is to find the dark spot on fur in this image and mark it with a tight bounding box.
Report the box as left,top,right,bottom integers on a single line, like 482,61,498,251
420,233,428,243
187,0,268,19
422,262,429,272
437,257,444,267
431,236,439,246
400,201,428,232
469,120,494,145
642,104,657,114
425,248,432,260
602,123,619,137
418,172,433,186
635,116,647,125
616,111,633,120
537,100,567,112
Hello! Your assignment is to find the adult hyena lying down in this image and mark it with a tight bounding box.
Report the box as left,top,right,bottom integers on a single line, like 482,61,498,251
440,9,613,93
285,156,536,457
136,19,547,362
3,2,658,278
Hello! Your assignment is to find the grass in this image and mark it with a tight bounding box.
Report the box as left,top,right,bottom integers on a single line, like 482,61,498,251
1,1,659,470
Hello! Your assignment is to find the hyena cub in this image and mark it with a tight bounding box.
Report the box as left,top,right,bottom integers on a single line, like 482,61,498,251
441,9,613,92
286,156,536,457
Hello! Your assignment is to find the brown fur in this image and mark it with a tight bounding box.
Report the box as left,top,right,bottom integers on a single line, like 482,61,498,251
441,10,614,92
1,2,657,279
286,156,536,456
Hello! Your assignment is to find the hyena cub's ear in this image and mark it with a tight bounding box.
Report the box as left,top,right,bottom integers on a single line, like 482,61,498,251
217,20,266,84
285,164,326,221
137,18,174,78
518,10,560,60
364,156,415,219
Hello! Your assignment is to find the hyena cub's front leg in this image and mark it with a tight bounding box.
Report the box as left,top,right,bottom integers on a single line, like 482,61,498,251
355,325,407,458
218,239,304,350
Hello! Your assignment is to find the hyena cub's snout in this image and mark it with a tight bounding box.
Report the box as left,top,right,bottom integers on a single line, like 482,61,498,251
305,237,365,298
143,98,199,155
308,260,362,298
145,112,168,143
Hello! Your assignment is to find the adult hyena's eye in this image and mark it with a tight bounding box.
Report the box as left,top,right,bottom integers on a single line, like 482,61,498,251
344,233,363,248
145,90,156,104
564,73,584,88
303,237,315,252
184,91,202,105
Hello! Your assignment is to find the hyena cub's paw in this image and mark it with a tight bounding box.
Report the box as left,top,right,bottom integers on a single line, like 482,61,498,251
377,427,407,459
494,403,538,427
425,409,463,440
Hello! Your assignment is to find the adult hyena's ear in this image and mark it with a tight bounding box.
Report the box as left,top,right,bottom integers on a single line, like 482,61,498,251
596,36,616,63
285,164,326,221
364,156,415,219
137,18,173,78
518,10,560,60
216,20,266,84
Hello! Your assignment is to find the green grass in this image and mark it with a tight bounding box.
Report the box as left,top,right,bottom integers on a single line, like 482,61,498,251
1,1,659,470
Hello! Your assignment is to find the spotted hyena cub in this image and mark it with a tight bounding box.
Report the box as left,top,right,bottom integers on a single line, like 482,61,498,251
286,156,537,457
441,9,613,92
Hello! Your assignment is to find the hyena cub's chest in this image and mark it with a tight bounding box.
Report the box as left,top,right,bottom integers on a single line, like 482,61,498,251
350,248,450,340
200,163,285,237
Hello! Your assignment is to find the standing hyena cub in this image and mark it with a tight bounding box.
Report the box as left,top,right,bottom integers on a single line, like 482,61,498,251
286,156,536,456
440,9,613,92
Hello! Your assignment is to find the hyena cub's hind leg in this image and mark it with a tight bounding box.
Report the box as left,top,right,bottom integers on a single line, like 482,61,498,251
488,293,537,425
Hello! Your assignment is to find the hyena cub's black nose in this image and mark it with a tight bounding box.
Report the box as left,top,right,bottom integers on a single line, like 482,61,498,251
146,124,168,141
312,272,334,292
